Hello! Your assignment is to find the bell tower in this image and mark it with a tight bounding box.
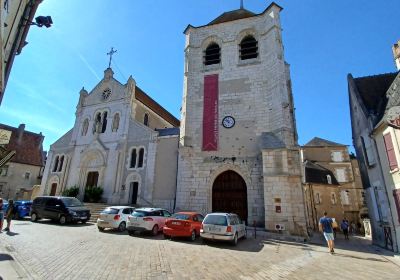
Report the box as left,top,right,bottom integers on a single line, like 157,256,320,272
176,2,307,236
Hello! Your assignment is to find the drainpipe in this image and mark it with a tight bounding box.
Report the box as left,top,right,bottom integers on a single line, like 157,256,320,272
371,135,399,252
173,137,179,212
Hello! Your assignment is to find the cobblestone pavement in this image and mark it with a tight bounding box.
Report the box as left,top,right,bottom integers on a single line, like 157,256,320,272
0,220,400,280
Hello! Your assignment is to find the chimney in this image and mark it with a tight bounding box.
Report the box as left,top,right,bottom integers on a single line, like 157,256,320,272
393,40,400,71
17,123,25,144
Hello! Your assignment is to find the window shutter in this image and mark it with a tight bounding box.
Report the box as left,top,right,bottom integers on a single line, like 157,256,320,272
383,133,398,170
393,189,400,224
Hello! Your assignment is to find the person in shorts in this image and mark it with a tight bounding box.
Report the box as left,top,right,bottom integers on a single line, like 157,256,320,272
4,199,15,232
319,211,335,254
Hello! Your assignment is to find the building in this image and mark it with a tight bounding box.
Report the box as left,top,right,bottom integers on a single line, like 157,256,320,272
175,3,307,235
348,54,399,250
0,0,44,105
301,137,367,231
0,123,45,199
40,68,180,210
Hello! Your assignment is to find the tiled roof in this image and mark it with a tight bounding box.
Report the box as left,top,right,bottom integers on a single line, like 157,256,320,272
353,72,398,123
0,123,44,166
208,9,256,25
304,161,339,185
135,86,180,127
304,137,345,147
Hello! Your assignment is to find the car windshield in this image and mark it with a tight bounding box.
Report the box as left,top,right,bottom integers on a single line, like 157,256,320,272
61,198,83,207
132,210,150,217
203,215,228,226
172,213,190,220
101,208,119,214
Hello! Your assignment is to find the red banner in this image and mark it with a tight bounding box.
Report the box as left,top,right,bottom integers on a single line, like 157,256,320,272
202,74,218,151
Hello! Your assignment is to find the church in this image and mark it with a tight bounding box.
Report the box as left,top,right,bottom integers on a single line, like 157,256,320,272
41,2,307,235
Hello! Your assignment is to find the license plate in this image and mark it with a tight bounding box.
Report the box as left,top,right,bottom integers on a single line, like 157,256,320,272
172,222,180,225
81,216,87,219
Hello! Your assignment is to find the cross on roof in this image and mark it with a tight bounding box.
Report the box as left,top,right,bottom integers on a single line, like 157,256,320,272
107,47,117,68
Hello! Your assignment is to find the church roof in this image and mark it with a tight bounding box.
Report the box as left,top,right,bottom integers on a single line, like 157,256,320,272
260,132,286,149
135,86,180,127
0,123,45,167
304,160,339,185
184,2,283,33
208,8,256,25
304,137,346,147
352,72,398,125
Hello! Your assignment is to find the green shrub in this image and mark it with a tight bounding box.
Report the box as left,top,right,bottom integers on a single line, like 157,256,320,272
84,186,103,202
62,186,79,197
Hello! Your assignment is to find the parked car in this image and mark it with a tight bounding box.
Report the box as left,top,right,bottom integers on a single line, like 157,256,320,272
30,196,91,225
13,200,32,219
127,208,172,236
163,212,204,241
200,213,246,245
97,206,135,232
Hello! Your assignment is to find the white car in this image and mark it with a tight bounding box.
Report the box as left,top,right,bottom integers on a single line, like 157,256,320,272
200,213,246,245
127,208,172,236
97,206,135,232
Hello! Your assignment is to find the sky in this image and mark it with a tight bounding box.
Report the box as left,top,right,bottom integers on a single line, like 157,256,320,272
0,0,398,152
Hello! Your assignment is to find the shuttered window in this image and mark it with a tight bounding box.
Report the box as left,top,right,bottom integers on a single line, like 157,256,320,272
393,189,400,223
383,133,398,170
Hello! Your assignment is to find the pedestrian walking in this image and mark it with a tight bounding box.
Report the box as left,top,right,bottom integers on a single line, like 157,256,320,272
0,198,4,232
319,211,335,254
341,218,349,240
350,221,357,235
4,199,15,232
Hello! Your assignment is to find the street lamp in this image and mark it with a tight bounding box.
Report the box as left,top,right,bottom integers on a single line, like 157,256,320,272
24,16,53,28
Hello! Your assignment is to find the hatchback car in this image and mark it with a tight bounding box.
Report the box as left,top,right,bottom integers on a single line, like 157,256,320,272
30,196,91,224
163,212,204,241
127,208,172,236
200,213,246,245
97,206,135,232
14,200,32,219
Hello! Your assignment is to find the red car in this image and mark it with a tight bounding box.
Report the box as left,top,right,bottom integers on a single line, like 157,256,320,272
163,212,204,241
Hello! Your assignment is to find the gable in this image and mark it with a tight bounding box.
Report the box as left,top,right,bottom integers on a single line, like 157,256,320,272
51,129,73,149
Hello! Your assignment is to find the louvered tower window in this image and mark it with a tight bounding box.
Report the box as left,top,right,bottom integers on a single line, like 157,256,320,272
204,43,221,65
240,36,258,60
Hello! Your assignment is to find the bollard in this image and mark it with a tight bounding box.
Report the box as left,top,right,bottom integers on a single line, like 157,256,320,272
253,220,256,239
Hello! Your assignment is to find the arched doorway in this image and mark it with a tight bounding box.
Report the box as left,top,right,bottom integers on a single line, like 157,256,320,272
212,170,248,222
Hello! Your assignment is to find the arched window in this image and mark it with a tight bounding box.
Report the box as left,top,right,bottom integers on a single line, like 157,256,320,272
93,113,102,134
58,156,64,172
138,148,144,168
144,113,149,126
53,156,59,172
81,119,89,136
130,149,137,168
240,35,258,60
101,112,108,133
204,43,221,65
112,113,120,132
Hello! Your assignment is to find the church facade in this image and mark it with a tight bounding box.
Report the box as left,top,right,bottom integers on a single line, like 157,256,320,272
40,68,180,210
41,2,307,235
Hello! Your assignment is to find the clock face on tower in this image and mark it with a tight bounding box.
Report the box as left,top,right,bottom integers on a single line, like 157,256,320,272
102,88,112,100
222,116,235,128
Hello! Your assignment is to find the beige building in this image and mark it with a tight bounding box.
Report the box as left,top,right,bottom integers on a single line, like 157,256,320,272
0,0,44,105
176,3,307,235
0,123,45,199
301,137,367,231
40,68,180,210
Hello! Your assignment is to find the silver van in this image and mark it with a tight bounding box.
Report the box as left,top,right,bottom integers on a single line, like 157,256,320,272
200,213,246,245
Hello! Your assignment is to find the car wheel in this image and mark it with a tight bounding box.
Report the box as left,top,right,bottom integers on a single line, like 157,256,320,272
118,222,126,232
163,234,170,239
152,225,159,236
232,233,238,246
98,227,105,232
31,213,38,222
190,230,196,242
128,230,134,236
59,215,67,225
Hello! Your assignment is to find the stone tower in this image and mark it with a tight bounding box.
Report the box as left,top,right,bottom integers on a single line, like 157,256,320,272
176,2,307,235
